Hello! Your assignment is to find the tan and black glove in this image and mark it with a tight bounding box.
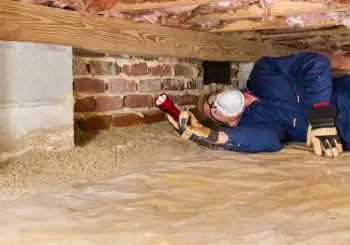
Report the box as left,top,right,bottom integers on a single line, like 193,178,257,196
306,105,343,158
167,111,219,148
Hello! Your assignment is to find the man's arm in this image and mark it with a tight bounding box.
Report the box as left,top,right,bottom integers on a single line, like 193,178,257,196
167,111,285,153
252,52,342,157
217,124,285,153
253,51,333,105
290,52,333,105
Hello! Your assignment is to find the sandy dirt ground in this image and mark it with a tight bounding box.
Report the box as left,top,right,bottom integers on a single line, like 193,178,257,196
0,122,199,200
0,137,350,244
1,123,350,245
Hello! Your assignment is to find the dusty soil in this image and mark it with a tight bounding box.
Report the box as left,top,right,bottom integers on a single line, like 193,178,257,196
0,122,199,200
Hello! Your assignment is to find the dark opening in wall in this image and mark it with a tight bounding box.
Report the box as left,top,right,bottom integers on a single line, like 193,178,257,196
202,61,231,85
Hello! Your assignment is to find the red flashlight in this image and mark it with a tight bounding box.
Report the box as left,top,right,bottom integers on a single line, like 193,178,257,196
155,94,180,121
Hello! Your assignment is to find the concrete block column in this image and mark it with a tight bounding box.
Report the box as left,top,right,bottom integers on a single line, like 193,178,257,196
0,41,74,162
237,62,254,90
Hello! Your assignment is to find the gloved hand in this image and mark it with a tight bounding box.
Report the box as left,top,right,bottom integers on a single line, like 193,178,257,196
306,105,343,158
167,111,219,148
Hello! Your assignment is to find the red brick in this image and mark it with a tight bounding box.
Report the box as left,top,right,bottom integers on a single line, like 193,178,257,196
124,94,152,108
108,78,136,93
73,58,88,75
137,79,162,92
231,67,238,78
162,79,185,91
73,48,105,57
78,115,111,132
96,96,123,112
104,52,124,58
176,94,197,106
141,112,165,124
187,81,196,89
162,58,181,64
73,78,105,93
137,56,157,61
196,78,204,90
74,97,96,112
121,63,148,76
88,61,119,75
174,64,194,78
198,65,204,78
149,65,172,76
231,79,239,88
112,113,140,127
74,119,81,132
185,59,202,65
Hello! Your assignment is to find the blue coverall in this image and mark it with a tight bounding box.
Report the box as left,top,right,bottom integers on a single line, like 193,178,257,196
219,52,350,153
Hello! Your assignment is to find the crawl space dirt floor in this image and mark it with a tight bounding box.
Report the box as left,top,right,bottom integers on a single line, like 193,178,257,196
1,122,350,245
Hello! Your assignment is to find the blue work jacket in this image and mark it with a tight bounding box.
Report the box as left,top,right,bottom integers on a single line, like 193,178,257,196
219,52,350,153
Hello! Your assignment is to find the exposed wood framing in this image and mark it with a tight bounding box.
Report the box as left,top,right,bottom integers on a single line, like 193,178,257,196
101,0,223,13
210,18,340,33
0,0,296,62
234,27,350,40
189,4,264,22
269,1,350,16
189,1,350,23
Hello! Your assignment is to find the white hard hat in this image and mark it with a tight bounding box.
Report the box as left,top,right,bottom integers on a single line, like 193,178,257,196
214,90,245,117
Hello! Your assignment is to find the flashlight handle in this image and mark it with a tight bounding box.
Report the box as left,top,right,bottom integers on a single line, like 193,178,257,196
155,94,180,121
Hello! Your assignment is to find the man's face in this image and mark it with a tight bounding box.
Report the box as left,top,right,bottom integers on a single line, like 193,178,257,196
203,94,242,127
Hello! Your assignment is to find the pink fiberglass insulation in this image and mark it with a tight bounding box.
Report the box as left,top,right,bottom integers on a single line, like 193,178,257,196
17,0,116,12
104,0,259,25
192,0,259,15
285,11,350,29
103,4,200,23
288,0,350,4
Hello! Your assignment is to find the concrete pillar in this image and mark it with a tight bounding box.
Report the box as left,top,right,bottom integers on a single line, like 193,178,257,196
0,41,74,162
237,62,254,90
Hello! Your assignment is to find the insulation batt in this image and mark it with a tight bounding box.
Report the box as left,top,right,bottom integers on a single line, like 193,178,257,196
288,0,350,4
103,5,200,24
285,12,350,29
192,0,258,15
17,0,116,12
103,0,258,29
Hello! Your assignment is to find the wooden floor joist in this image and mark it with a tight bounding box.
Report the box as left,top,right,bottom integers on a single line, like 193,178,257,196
235,27,350,40
0,0,296,62
189,1,350,23
101,0,223,13
210,18,340,33
188,4,264,22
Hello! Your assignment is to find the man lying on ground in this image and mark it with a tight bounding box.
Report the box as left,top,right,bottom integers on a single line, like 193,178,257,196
167,52,350,158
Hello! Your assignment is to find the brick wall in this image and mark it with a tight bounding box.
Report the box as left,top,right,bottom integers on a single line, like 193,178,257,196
72,49,211,132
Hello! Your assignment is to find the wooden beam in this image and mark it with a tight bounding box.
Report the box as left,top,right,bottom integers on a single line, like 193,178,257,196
189,1,350,23
0,0,287,62
235,27,350,40
101,0,222,13
189,4,264,22
292,35,350,44
270,0,350,16
209,18,340,33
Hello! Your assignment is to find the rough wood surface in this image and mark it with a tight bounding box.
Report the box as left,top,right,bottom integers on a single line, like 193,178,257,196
189,1,350,23
235,27,350,40
270,0,350,16
0,0,291,62
101,0,223,12
210,18,340,33
188,4,264,23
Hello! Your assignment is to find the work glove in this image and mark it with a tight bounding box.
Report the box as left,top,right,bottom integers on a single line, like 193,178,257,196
167,111,219,148
306,105,343,158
